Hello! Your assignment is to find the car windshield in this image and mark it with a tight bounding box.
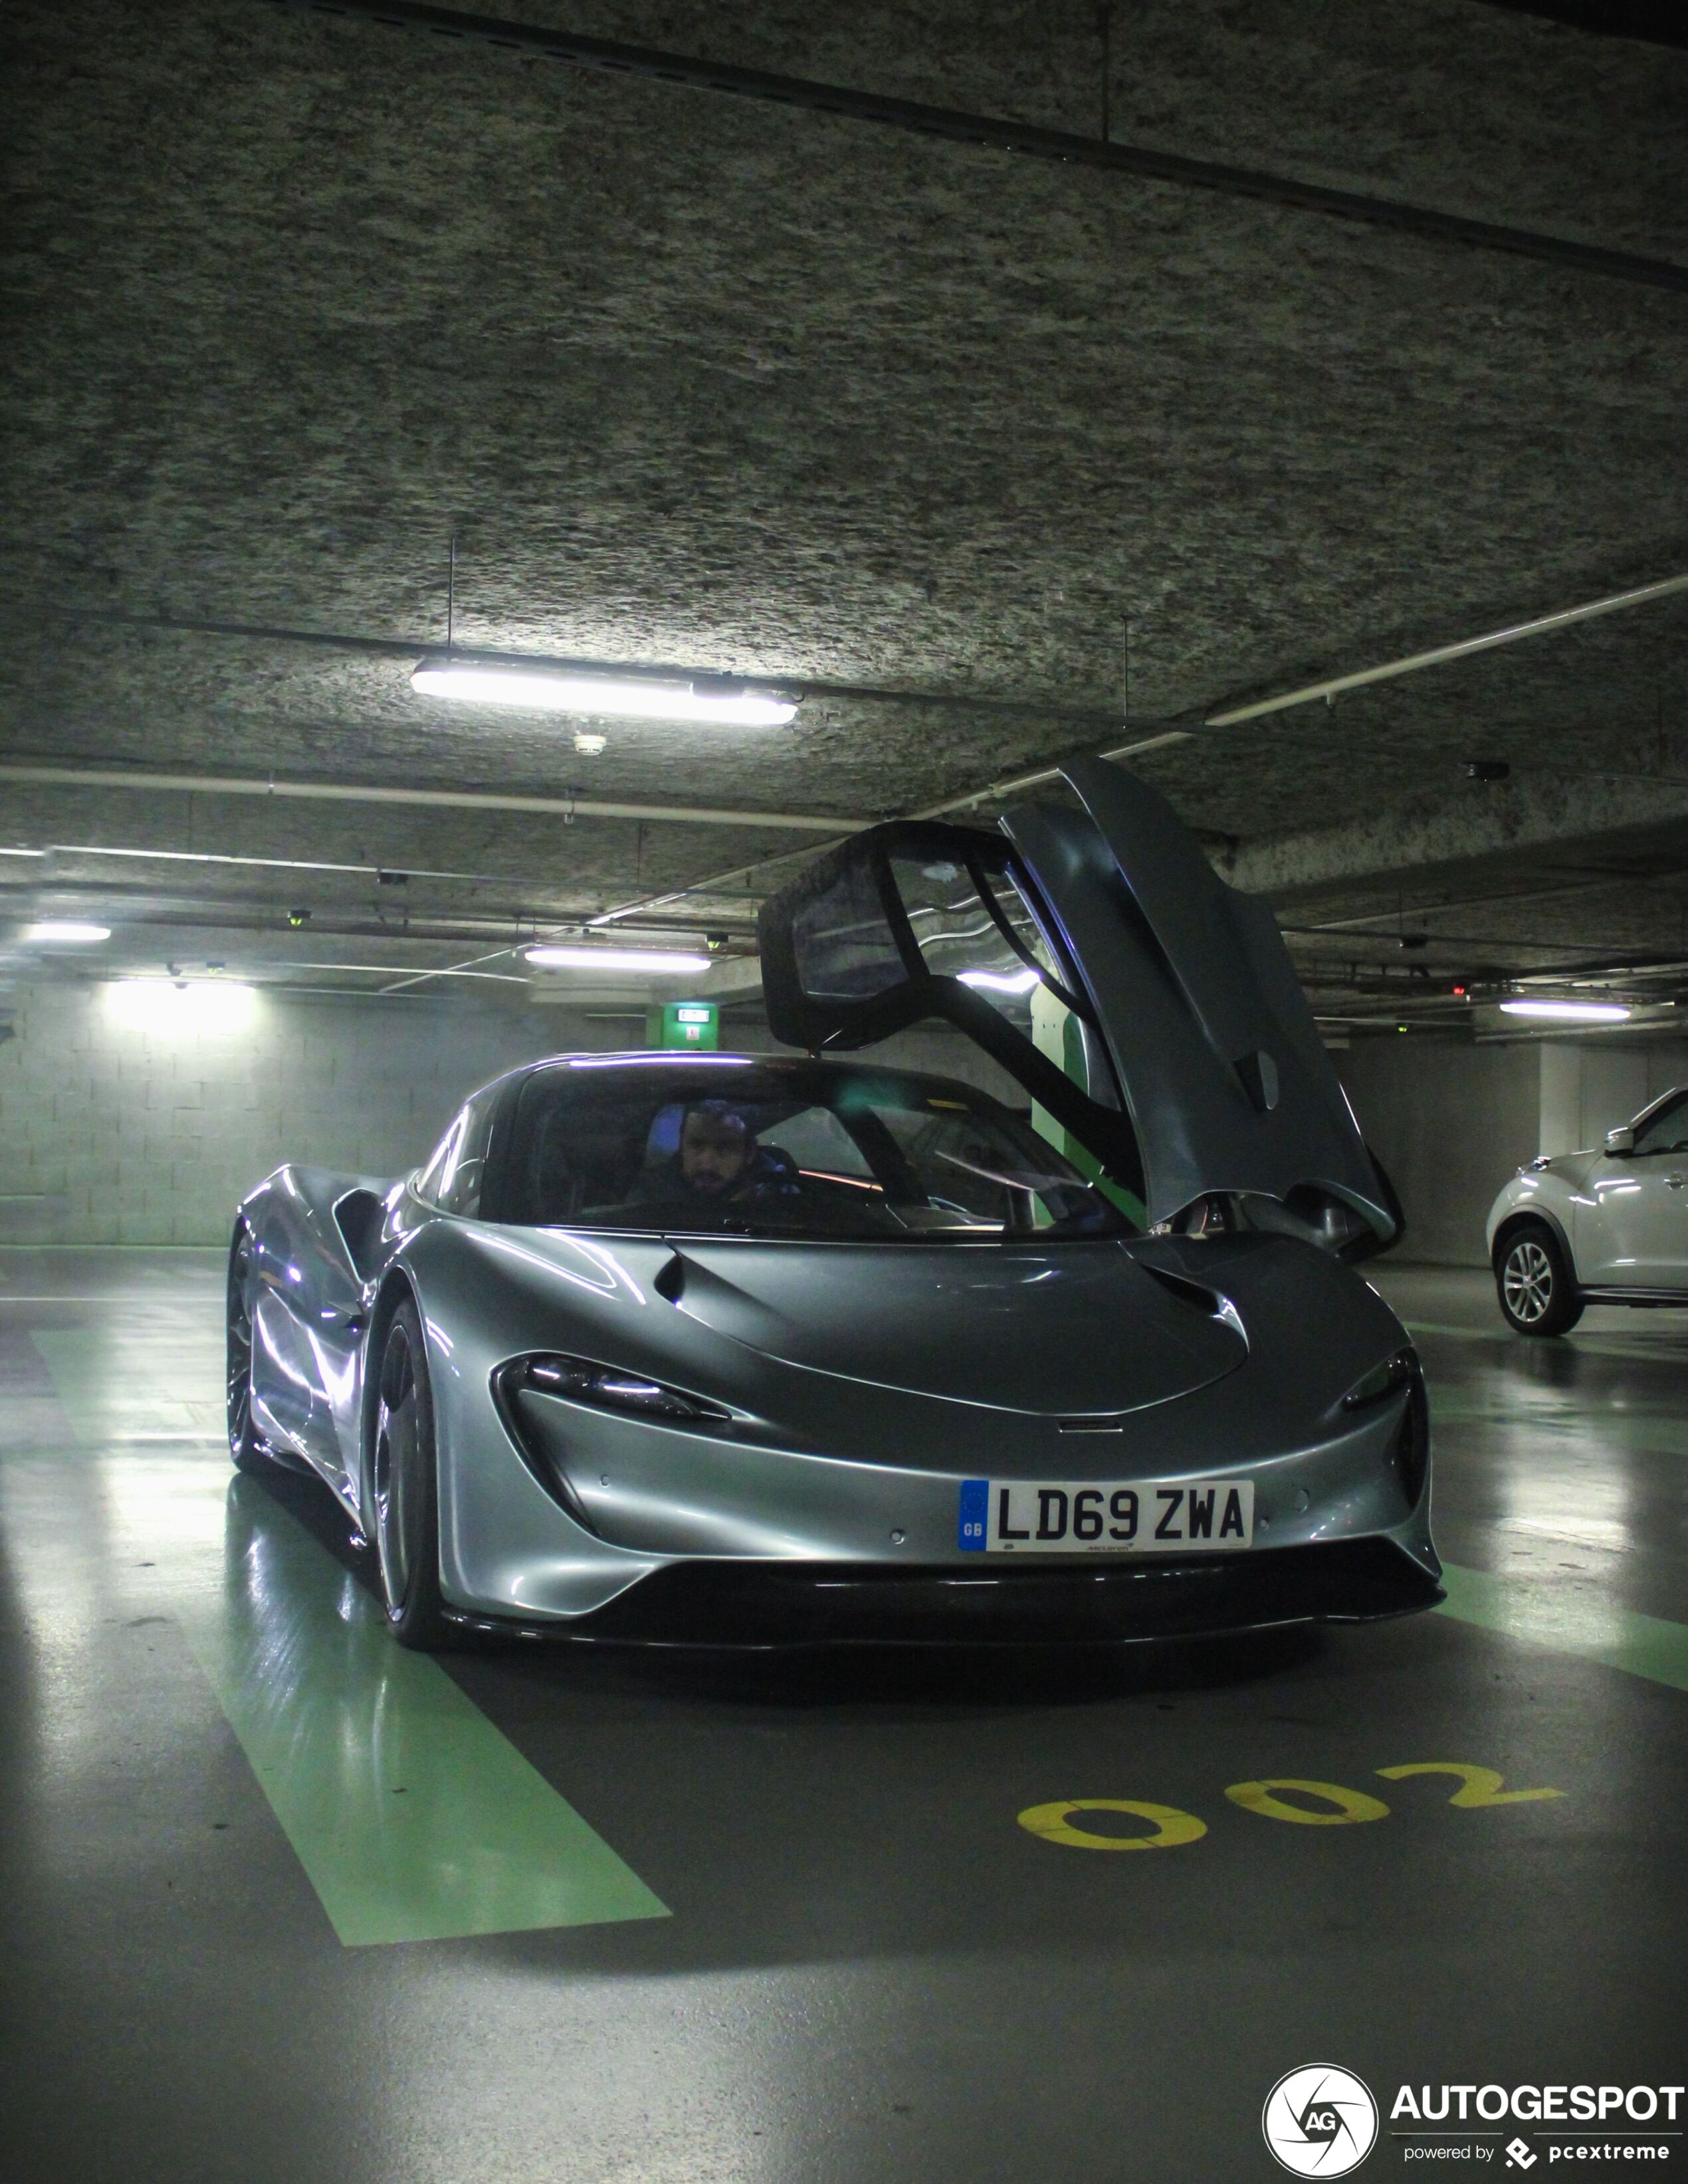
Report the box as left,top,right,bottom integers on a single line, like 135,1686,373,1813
497,1057,1137,1242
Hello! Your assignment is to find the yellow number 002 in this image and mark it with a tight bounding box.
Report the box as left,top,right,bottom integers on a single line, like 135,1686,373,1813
1017,1799,1208,1850
1376,1762,1563,1807
1018,1765,1565,1850
1223,1779,1390,1825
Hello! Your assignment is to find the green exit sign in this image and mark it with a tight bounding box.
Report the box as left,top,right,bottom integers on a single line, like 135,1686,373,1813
648,1000,719,1049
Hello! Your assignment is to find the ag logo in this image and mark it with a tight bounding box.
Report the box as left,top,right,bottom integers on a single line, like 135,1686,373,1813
1262,2065,1380,2176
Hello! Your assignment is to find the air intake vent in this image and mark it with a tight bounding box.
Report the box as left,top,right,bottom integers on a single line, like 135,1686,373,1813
1140,1263,1227,1318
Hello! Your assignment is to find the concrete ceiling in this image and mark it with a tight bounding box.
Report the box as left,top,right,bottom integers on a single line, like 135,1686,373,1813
4,0,1687,1034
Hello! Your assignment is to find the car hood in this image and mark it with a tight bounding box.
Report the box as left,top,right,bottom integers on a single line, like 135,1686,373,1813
663,1239,1247,1416
1526,1150,1599,1188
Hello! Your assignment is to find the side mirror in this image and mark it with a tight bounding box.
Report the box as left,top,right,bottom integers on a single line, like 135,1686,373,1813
1604,1127,1635,1155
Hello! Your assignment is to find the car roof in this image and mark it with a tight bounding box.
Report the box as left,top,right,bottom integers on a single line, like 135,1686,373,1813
475,1049,1007,1108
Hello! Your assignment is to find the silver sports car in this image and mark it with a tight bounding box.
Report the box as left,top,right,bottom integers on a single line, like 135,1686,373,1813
227,759,1440,1649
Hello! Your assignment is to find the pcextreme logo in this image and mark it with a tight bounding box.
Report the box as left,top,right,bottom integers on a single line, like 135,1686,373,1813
1263,2066,1382,2177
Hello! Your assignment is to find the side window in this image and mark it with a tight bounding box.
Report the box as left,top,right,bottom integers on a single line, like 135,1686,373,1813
506,1070,653,1224
878,1105,1061,1230
757,1105,873,1178
415,1091,496,1215
1632,1093,1688,1159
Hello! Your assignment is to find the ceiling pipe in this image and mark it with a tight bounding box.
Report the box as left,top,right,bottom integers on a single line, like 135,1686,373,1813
4,843,750,930
195,959,531,983
259,0,1688,295
581,723,1216,930
0,887,759,946
45,841,504,883
875,566,1688,821
0,762,859,835
913,726,1192,819
1204,570,1688,728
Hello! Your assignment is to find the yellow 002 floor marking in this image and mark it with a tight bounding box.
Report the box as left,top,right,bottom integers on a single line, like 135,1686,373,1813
1376,1762,1563,1806
1018,1761,1566,1849
1224,1779,1390,1825
1017,1799,1208,1850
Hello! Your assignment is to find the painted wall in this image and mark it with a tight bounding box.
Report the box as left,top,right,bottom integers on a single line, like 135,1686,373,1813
1336,1037,1540,1269
1338,1035,1688,1267
13,974,1683,1257
0,981,1029,1246
1537,1039,1688,1158
0,982,603,1246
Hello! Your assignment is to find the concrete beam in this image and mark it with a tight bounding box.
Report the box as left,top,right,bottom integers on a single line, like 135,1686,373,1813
1222,770,1688,902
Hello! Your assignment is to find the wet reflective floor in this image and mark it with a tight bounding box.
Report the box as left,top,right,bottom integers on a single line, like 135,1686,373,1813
1,1250,1683,2183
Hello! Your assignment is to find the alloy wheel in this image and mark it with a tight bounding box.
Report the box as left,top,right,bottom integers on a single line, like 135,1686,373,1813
373,1327,417,1612
1503,1238,1553,1325
226,1226,256,1461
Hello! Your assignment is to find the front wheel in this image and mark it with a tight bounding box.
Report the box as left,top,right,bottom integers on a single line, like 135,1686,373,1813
371,1299,452,1650
227,1222,278,1473
1495,1224,1584,1337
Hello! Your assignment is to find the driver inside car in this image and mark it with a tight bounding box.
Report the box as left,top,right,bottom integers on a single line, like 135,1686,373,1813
630,1100,802,1210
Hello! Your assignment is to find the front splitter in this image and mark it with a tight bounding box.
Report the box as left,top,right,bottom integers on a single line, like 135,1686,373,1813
442,1537,1443,1649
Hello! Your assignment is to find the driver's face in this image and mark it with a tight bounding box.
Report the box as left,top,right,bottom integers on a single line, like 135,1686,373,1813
679,1111,750,1194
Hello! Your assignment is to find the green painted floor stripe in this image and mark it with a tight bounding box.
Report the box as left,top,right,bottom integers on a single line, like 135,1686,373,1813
30,1327,669,1947
189,1486,669,1945
32,1327,227,1445
1406,1318,1688,1363
1436,1561,1688,1694
1428,1402,1688,1454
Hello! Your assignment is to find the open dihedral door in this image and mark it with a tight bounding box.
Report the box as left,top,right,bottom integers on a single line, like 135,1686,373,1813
757,757,1398,1252
755,811,1148,1210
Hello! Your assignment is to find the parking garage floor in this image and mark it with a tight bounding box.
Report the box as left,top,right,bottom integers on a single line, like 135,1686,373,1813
1,1249,1683,2184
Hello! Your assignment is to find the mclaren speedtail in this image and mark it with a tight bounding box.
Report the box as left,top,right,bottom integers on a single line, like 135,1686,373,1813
227,759,1440,1648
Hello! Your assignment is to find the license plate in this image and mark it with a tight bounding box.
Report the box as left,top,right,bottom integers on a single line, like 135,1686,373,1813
957,1477,1254,1554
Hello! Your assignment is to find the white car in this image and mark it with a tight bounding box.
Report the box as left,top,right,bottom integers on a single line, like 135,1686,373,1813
1487,1086,1688,1335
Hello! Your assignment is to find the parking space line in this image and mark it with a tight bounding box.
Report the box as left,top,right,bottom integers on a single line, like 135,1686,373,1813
30,1325,669,1947
1406,1319,1688,1363
1436,1561,1688,1694
188,1484,671,1945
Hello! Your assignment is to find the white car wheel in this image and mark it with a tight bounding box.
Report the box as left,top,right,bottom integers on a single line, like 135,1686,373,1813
1496,1226,1583,1338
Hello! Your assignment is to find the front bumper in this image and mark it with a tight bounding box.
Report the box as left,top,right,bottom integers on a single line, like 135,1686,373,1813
439,1370,1437,1625
443,1537,1443,1649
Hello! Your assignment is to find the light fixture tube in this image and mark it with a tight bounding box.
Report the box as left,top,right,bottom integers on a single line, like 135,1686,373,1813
412,662,797,727
1498,999,1632,1023
524,945,712,974
27,921,111,943
106,980,259,1028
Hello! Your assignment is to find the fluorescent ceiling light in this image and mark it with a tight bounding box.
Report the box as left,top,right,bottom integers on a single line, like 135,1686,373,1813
1499,999,1632,1023
958,966,1041,995
27,920,110,943
524,945,712,974
411,662,797,727
106,979,259,1029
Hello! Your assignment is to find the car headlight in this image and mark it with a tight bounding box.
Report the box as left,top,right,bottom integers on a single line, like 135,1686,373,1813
1342,1347,1419,1409
506,1353,730,1425
1334,1349,1427,1509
